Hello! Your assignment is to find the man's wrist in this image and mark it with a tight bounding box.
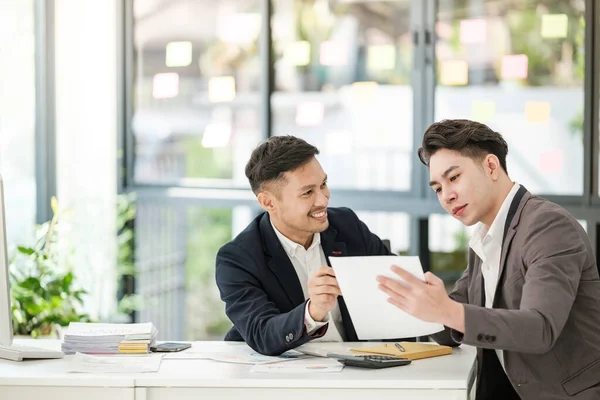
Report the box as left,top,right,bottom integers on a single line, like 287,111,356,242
308,300,327,322
442,300,465,333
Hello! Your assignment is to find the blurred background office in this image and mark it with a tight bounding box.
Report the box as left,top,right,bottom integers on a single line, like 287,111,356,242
0,0,598,340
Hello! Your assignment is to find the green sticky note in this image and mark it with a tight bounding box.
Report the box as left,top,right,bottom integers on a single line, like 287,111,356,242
471,101,496,122
367,45,396,70
284,41,311,66
541,14,568,39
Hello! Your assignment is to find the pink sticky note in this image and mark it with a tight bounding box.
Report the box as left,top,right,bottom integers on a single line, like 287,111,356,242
296,102,324,126
501,54,528,79
460,19,487,44
153,73,179,99
320,41,348,66
436,21,453,40
538,151,563,173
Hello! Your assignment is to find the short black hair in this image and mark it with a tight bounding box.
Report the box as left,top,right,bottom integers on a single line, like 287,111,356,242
245,135,320,194
418,119,509,174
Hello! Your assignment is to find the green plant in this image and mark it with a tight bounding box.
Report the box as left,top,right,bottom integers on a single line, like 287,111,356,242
115,192,143,317
9,197,91,337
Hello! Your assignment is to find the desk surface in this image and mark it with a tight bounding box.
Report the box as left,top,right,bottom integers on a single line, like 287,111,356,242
0,339,476,391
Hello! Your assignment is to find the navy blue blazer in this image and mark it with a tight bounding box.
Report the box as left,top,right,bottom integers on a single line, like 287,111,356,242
215,207,393,356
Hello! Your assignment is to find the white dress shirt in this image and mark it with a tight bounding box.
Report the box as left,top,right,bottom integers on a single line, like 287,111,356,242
271,222,345,342
468,182,520,370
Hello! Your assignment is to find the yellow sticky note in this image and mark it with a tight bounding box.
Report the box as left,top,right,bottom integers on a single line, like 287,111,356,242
541,14,568,39
471,101,496,122
283,41,311,66
166,41,192,67
525,101,551,123
352,81,379,104
208,76,236,103
367,45,396,70
440,60,468,86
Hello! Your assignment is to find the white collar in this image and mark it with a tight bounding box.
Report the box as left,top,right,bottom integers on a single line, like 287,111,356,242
271,220,321,258
469,182,520,260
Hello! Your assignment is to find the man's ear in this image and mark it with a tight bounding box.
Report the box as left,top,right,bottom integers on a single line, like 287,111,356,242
257,191,276,212
484,154,501,181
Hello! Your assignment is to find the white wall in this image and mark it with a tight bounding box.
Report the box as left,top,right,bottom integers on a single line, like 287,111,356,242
54,0,118,320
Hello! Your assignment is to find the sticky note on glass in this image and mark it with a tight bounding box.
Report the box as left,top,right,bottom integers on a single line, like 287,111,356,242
471,101,496,122
367,45,396,70
352,81,378,104
208,76,236,103
153,73,179,99
283,41,311,66
325,131,352,155
460,19,487,44
541,14,568,39
501,54,528,80
538,150,563,173
436,21,453,39
320,41,348,66
202,123,232,148
295,102,324,126
166,41,192,67
525,101,551,123
440,60,468,85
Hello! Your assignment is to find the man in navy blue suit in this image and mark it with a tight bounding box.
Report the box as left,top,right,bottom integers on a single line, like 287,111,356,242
215,135,395,355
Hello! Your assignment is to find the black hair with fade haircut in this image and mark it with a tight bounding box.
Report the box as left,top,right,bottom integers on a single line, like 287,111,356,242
418,119,509,174
245,135,320,195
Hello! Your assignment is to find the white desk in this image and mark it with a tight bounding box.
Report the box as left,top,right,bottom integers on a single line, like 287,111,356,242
0,340,477,400
0,339,134,400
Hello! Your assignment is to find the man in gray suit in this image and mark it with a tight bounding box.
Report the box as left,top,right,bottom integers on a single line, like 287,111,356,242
377,119,600,400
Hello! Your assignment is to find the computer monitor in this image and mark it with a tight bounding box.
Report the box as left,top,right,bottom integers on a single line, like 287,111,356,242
0,176,64,360
0,176,14,346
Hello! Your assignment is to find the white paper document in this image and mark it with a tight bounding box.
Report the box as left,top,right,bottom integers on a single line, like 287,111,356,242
67,352,164,373
163,345,307,365
329,255,444,339
250,358,344,373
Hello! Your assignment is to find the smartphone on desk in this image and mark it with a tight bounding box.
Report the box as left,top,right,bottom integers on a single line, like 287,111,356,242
150,342,192,352
328,354,412,369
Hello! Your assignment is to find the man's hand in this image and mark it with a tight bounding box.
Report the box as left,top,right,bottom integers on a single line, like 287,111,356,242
307,266,341,322
377,265,465,333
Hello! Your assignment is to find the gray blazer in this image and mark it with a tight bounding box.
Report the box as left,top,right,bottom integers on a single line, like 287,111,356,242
432,189,600,399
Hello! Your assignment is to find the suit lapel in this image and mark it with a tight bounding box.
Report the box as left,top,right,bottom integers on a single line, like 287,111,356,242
491,186,529,308
261,214,305,306
320,226,346,261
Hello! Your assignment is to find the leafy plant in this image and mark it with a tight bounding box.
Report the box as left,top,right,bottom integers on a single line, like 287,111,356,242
115,192,143,317
9,197,91,337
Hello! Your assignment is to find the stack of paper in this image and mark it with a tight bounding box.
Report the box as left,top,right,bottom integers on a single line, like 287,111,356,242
62,322,158,355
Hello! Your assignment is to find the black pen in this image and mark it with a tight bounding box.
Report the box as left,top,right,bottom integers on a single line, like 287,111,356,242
395,342,406,352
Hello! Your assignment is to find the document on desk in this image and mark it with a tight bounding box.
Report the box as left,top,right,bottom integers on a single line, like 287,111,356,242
250,358,344,373
329,255,444,339
67,352,164,373
163,345,308,365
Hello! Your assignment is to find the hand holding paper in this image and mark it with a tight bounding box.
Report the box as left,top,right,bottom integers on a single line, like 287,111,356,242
377,266,465,333
307,266,341,321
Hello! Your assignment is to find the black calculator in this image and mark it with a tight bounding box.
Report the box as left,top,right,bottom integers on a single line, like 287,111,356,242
328,354,412,369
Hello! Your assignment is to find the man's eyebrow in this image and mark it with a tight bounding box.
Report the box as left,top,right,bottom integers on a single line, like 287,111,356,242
299,175,327,192
428,166,459,187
